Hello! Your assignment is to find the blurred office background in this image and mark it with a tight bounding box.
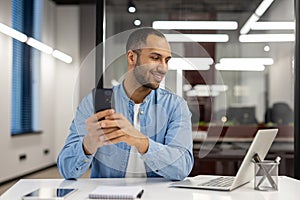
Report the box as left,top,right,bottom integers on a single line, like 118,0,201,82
0,0,296,183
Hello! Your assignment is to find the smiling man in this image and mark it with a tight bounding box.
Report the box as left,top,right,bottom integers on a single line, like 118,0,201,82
57,28,194,181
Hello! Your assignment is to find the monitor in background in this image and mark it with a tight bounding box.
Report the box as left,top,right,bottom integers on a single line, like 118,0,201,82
227,106,258,125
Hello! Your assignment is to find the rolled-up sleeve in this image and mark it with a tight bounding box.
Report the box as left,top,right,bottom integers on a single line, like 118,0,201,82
57,93,94,179
141,99,194,181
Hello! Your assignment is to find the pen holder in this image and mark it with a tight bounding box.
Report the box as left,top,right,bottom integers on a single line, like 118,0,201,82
254,160,279,191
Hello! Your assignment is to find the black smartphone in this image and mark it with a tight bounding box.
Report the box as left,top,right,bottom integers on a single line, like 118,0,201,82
93,88,114,114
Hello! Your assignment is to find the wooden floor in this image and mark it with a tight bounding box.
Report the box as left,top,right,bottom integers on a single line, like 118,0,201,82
0,165,90,196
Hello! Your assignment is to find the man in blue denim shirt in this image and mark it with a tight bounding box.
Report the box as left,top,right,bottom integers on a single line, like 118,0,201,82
57,28,194,181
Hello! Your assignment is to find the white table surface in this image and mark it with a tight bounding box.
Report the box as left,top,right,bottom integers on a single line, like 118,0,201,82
1,176,299,200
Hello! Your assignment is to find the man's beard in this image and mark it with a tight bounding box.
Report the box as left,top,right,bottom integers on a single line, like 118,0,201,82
133,58,159,90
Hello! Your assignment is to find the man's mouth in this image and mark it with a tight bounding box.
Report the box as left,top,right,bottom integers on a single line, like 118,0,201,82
151,72,164,83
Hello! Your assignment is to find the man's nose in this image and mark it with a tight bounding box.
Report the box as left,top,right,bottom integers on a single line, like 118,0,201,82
157,61,168,73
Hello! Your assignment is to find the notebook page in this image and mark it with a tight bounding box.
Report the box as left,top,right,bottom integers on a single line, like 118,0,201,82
89,186,144,199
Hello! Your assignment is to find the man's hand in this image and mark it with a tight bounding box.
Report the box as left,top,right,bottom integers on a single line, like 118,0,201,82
83,109,118,155
99,113,149,154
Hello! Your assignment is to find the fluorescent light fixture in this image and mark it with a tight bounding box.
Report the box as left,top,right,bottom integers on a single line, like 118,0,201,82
26,37,53,54
0,23,73,63
183,84,192,91
239,34,295,42
194,84,228,92
52,50,72,64
255,0,275,17
240,14,259,34
194,85,210,91
250,22,295,30
186,84,228,97
164,34,229,42
215,63,265,71
240,0,275,35
220,58,274,65
152,21,238,30
211,85,228,92
168,57,213,70
186,90,198,97
0,22,27,42
186,89,219,97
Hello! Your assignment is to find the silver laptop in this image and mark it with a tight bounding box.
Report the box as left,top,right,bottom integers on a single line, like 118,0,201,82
170,129,278,191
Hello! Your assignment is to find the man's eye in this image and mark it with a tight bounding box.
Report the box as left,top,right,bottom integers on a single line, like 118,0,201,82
151,57,159,60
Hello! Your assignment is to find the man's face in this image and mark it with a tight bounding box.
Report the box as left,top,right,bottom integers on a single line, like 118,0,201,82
133,34,171,90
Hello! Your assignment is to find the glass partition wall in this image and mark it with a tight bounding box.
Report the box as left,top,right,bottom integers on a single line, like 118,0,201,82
99,0,295,177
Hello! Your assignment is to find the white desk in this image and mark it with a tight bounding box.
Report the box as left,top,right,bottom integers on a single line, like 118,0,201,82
1,176,299,200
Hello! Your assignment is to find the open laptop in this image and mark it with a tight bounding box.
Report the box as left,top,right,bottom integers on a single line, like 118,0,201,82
170,129,278,191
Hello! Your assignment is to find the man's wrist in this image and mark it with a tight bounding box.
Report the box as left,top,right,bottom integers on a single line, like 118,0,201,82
135,136,149,154
82,136,95,155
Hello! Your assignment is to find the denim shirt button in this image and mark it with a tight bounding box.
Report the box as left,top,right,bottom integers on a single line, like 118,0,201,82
140,110,144,115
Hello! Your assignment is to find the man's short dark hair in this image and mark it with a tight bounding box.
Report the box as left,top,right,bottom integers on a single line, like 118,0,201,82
126,28,166,52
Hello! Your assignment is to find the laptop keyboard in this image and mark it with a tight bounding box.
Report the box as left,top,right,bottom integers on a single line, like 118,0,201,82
198,177,235,188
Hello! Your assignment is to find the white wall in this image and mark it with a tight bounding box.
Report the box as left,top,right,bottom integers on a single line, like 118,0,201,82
54,5,80,158
0,0,80,183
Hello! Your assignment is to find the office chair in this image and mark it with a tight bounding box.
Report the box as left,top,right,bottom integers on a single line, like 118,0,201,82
270,102,293,125
227,106,258,125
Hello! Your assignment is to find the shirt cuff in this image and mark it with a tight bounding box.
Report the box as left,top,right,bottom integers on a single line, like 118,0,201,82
141,138,163,162
75,142,93,169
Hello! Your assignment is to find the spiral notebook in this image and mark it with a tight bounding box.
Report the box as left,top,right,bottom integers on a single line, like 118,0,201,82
89,186,144,199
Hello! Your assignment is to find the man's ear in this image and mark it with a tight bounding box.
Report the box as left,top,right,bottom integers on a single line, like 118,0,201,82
127,50,137,66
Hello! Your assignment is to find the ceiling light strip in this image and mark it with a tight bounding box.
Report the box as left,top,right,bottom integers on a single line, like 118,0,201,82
168,58,213,70
164,34,229,42
0,22,72,63
0,22,28,42
255,0,275,16
52,50,73,64
240,14,260,35
26,37,53,54
240,0,275,34
215,63,265,71
152,21,238,30
250,22,295,30
239,34,295,42
220,58,274,65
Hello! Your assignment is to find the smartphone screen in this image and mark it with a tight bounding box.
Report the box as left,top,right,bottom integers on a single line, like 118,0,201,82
93,88,114,114
22,188,77,200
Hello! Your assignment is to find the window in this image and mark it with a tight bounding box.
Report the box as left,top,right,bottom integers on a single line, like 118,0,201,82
101,0,295,177
11,0,42,135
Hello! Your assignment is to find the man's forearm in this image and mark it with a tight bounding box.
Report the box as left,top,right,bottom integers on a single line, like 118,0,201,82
141,139,194,180
134,136,149,154
57,139,92,179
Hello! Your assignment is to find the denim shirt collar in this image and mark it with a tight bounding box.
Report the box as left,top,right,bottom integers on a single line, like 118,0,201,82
118,81,155,105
